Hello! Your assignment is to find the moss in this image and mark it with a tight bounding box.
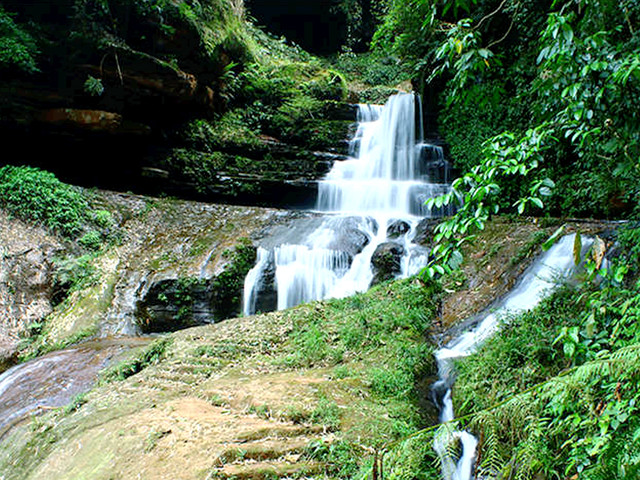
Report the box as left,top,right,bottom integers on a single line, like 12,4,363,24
101,337,173,383
210,238,257,319
182,112,263,151
161,149,223,194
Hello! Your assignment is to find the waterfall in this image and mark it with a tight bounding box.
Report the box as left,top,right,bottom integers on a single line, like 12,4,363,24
243,93,454,316
432,234,592,480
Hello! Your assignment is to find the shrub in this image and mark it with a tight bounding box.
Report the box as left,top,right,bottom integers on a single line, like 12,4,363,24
0,165,90,238
0,6,38,74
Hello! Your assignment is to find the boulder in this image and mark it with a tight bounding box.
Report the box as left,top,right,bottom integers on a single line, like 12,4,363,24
371,242,405,285
387,220,410,239
414,218,441,246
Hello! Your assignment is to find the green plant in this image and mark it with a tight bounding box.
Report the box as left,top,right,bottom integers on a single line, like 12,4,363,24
83,75,104,96
386,225,640,479
304,439,362,479
101,337,173,383
0,166,90,238
78,231,102,251
423,127,555,278
64,392,88,414
0,6,39,73
52,254,99,305
310,397,341,429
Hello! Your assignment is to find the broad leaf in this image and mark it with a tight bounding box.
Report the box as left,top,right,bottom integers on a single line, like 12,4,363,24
542,225,566,251
573,232,582,266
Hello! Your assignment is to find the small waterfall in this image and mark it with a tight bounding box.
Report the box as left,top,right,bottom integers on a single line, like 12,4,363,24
432,234,592,480
243,93,455,315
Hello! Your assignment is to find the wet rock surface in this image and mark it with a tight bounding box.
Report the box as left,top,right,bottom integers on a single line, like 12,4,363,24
387,219,410,239
0,191,313,362
0,337,150,438
371,242,406,285
414,218,441,246
0,212,67,369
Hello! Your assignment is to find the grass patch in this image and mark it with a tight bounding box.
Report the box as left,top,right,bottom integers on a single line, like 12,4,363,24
101,337,173,383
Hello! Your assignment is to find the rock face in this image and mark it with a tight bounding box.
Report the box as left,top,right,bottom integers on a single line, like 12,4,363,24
414,218,441,246
136,278,212,333
0,2,358,209
136,241,257,333
371,242,406,285
246,253,278,315
387,220,410,239
0,212,66,369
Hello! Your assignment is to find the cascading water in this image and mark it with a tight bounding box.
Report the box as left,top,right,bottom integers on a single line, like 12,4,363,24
432,234,593,480
243,93,455,315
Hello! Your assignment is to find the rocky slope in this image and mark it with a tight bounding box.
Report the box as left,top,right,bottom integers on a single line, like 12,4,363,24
0,188,322,369
0,208,610,479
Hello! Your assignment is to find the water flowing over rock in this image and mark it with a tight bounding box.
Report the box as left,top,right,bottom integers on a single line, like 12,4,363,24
432,234,593,480
243,93,455,315
0,338,149,438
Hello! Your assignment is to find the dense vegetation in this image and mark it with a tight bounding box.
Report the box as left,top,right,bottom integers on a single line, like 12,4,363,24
419,226,640,479
0,165,117,246
374,0,639,219
1,0,639,479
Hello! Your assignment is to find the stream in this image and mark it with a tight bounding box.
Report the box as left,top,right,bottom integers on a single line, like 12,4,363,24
0,337,151,439
432,234,593,479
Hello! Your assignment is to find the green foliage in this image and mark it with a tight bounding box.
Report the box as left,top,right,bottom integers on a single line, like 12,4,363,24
0,166,121,251
83,75,104,96
423,127,555,277
161,149,224,194
304,439,362,479
0,6,39,74
376,0,640,219
78,231,103,251
174,277,207,323
52,254,100,305
229,61,350,149
71,0,255,71
286,278,438,370
330,50,411,88
64,392,88,414
210,239,257,319
183,113,262,151
0,166,90,238
443,226,640,479
309,396,342,429
101,337,173,383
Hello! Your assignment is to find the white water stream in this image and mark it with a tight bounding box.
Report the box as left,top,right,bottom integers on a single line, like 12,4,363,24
432,234,592,480
243,93,453,315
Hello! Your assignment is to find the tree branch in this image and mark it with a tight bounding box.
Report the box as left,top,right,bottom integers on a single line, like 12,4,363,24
475,0,510,31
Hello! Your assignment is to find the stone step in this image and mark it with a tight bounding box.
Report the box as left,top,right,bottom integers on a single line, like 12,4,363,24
235,424,327,443
210,460,324,480
213,436,314,466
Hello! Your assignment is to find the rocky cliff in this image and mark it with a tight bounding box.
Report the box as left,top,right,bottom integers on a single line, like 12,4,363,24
0,0,356,207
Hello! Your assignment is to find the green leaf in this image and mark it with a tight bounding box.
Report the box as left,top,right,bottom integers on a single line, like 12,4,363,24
573,232,582,266
448,250,464,270
542,225,566,251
